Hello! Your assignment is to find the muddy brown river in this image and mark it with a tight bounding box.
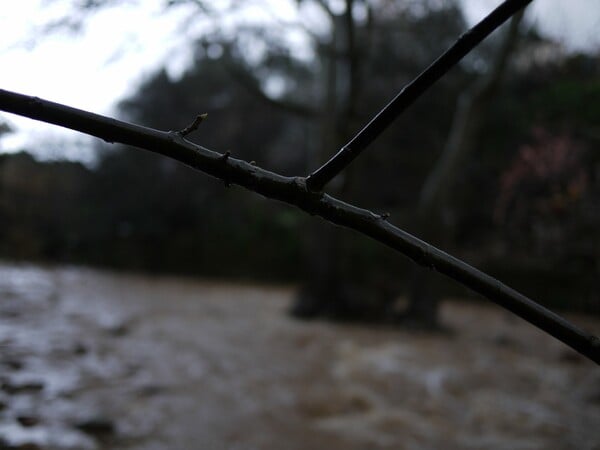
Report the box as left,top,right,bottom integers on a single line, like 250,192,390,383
0,262,598,449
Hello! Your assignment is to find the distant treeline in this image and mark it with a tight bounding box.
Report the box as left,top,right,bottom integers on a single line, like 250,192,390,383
0,8,598,314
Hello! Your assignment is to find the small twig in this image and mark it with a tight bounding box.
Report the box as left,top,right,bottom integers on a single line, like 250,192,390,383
178,113,208,137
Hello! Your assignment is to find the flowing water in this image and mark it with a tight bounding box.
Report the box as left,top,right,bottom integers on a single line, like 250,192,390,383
0,262,598,449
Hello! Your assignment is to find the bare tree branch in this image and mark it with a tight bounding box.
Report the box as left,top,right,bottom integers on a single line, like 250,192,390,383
419,10,525,215
1,88,597,364
305,0,533,192
405,11,526,326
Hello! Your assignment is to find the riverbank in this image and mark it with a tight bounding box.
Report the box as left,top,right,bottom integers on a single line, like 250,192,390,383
0,262,598,449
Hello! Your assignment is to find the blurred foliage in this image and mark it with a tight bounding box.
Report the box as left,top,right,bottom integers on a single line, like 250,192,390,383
0,2,598,313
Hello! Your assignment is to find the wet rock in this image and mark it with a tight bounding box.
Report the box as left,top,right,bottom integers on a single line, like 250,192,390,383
136,384,166,397
104,320,132,337
73,343,88,356
1,380,44,395
0,440,42,450
17,415,40,427
0,309,21,319
2,358,24,371
74,417,116,437
297,389,374,419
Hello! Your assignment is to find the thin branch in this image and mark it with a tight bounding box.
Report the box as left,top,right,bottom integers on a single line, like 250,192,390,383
419,11,525,215
305,0,533,192
0,88,597,364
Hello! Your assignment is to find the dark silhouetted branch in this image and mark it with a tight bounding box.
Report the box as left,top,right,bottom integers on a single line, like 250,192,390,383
1,88,597,364
305,0,533,192
419,11,525,215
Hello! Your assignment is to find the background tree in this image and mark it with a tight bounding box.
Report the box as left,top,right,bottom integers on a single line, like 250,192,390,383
120,0,472,322
1,0,598,320
406,11,526,328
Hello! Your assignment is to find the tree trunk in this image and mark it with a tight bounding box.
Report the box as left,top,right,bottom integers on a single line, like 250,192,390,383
291,1,382,320
403,12,525,328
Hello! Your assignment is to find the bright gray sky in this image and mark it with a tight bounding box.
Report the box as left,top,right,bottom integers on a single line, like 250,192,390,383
1,0,599,164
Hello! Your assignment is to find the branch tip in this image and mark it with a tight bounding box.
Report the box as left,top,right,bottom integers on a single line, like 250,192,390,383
178,113,208,137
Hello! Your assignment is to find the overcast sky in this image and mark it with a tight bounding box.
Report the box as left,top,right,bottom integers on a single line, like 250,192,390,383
1,0,599,164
